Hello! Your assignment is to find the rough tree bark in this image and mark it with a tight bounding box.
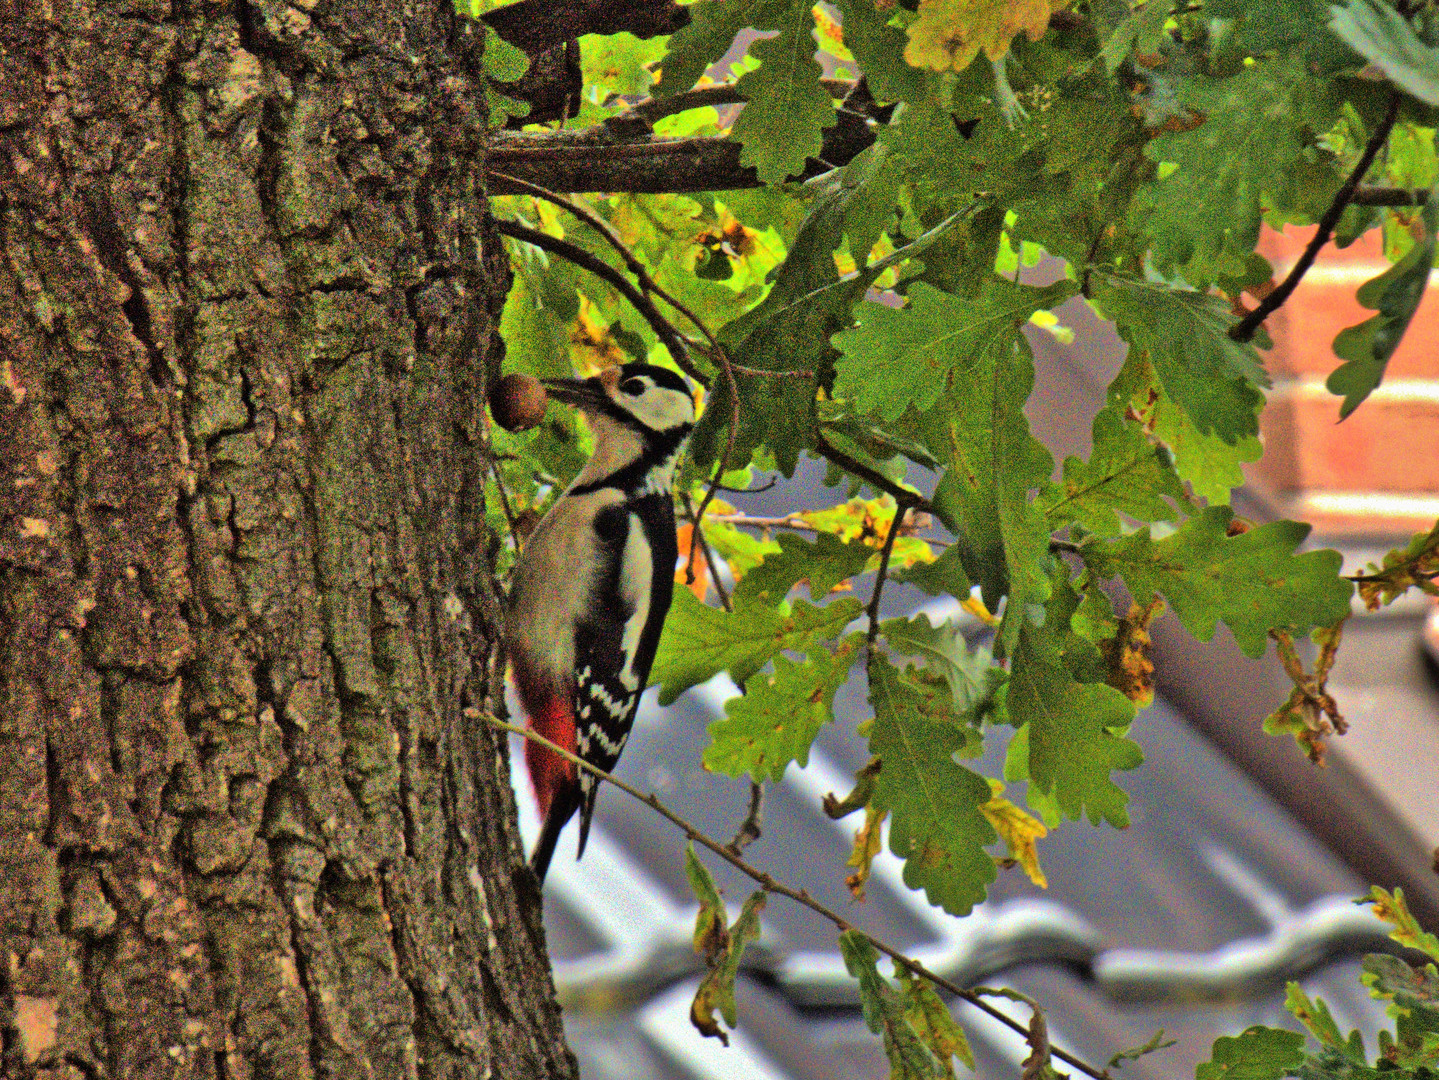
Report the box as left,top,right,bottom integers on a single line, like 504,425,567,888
0,1,577,1077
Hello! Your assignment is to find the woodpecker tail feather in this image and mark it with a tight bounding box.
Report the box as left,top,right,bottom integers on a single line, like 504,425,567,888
575,781,602,863
521,688,582,881
530,783,581,883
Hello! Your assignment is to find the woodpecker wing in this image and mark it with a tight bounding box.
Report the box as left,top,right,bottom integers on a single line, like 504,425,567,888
571,495,678,856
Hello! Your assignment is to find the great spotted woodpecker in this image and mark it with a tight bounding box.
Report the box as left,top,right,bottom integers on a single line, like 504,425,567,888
506,362,696,882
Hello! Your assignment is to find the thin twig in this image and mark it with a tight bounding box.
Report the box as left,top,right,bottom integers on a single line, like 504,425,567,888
680,491,733,613
814,431,933,515
1230,91,1402,342
480,712,1110,1080
709,513,822,533
1351,185,1431,206
480,409,522,540
726,780,764,855
728,363,815,379
686,350,742,578
489,458,521,541
709,476,779,495
490,171,722,360
493,217,709,386
866,503,904,648
620,78,858,124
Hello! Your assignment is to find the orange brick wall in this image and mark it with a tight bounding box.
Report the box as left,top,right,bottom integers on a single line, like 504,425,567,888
1249,225,1439,536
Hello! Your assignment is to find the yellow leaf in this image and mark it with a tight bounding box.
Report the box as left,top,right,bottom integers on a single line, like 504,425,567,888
1366,886,1439,962
846,804,887,901
899,967,976,1075
1101,599,1163,706
960,594,998,626
569,295,628,374
675,523,712,601
980,780,1048,888
904,0,1072,73
813,4,854,61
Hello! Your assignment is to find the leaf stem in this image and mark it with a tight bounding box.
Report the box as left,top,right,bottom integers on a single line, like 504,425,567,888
479,711,1111,1080
726,779,764,855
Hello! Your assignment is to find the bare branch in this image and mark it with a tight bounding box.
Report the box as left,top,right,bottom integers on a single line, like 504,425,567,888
1231,92,1401,343
680,492,733,613
1351,185,1432,207
479,0,686,63
621,78,858,123
491,171,722,355
865,503,904,648
814,431,934,515
493,217,710,387
479,710,1111,1080
485,104,877,195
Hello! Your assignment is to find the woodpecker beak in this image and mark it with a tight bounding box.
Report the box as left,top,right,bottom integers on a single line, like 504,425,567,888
540,371,615,412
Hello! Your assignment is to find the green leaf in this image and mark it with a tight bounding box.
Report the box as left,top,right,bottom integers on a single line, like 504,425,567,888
838,932,945,1079
685,842,729,964
899,968,976,1076
657,0,763,96
908,339,1059,644
833,279,1078,423
1009,616,1141,826
1083,506,1355,659
690,879,766,1045
580,31,665,99
1284,983,1348,1051
736,531,876,602
498,262,576,380
657,0,837,184
1206,0,1342,61
651,590,865,704
1137,57,1342,283
1368,885,1439,962
881,614,1002,718
1330,0,1439,105
891,542,973,601
1329,182,1439,418
1197,1027,1306,1080
1101,0,1177,73
483,31,531,82
705,639,862,780
1107,349,1263,505
1096,276,1269,442
868,657,997,916
732,21,838,184
1038,406,1186,535
834,0,933,102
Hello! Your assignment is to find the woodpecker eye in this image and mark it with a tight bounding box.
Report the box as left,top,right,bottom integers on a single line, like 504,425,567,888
620,377,647,396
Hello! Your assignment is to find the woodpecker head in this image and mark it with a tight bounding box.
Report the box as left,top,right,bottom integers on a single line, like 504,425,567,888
541,363,695,436
542,363,696,494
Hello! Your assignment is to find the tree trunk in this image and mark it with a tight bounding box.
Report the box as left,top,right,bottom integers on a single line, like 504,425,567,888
0,2,576,1077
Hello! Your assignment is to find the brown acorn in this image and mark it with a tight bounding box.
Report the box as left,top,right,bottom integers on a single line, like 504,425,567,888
490,372,549,432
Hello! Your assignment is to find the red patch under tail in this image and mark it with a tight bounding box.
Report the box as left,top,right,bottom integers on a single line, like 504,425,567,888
524,693,577,820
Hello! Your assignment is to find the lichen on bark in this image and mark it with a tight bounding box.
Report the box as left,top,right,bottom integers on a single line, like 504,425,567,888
0,2,573,1077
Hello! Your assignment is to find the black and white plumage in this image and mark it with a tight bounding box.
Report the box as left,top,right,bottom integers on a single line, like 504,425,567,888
505,362,696,882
